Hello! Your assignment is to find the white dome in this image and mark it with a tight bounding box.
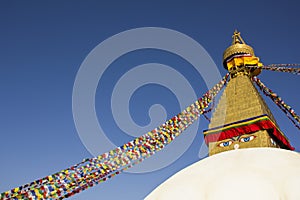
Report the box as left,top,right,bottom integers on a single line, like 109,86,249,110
145,148,300,200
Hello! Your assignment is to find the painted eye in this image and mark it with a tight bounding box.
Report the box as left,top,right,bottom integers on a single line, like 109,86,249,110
240,135,255,143
218,140,233,147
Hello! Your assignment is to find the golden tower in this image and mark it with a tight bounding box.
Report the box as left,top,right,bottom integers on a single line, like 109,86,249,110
203,30,293,156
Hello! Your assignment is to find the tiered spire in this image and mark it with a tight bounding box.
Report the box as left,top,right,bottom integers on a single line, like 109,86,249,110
223,30,262,77
204,30,293,156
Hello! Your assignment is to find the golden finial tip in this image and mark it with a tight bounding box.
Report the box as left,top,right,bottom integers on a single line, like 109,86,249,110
232,30,239,44
223,30,255,68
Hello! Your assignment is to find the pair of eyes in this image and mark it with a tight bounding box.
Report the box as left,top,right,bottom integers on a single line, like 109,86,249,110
218,135,256,147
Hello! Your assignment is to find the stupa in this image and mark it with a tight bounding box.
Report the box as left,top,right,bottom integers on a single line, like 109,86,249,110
203,30,293,156
145,31,300,200
3,30,299,200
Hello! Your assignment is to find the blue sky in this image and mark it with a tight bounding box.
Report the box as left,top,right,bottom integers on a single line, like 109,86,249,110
0,1,299,199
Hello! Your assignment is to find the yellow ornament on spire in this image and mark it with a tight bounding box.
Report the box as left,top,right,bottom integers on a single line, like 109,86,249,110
223,30,262,77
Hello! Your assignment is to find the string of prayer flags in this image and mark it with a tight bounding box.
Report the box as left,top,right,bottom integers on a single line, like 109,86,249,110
253,76,300,130
1,74,229,200
248,64,300,75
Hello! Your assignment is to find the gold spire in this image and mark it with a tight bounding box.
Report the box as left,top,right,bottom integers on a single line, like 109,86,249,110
223,30,262,77
232,29,245,44
223,30,255,68
203,31,293,156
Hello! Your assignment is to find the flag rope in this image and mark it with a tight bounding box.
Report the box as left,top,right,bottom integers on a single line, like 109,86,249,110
252,76,300,130
1,74,229,200
248,64,300,75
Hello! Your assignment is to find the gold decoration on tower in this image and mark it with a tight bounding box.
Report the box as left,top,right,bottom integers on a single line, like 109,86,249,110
223,30,255,63
223,30,262,77
203,30,293,156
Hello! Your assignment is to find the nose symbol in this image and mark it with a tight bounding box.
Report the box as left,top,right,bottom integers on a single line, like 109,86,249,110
234,144,240,150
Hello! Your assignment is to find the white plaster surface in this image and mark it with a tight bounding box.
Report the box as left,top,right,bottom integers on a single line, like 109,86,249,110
145,148,300,200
